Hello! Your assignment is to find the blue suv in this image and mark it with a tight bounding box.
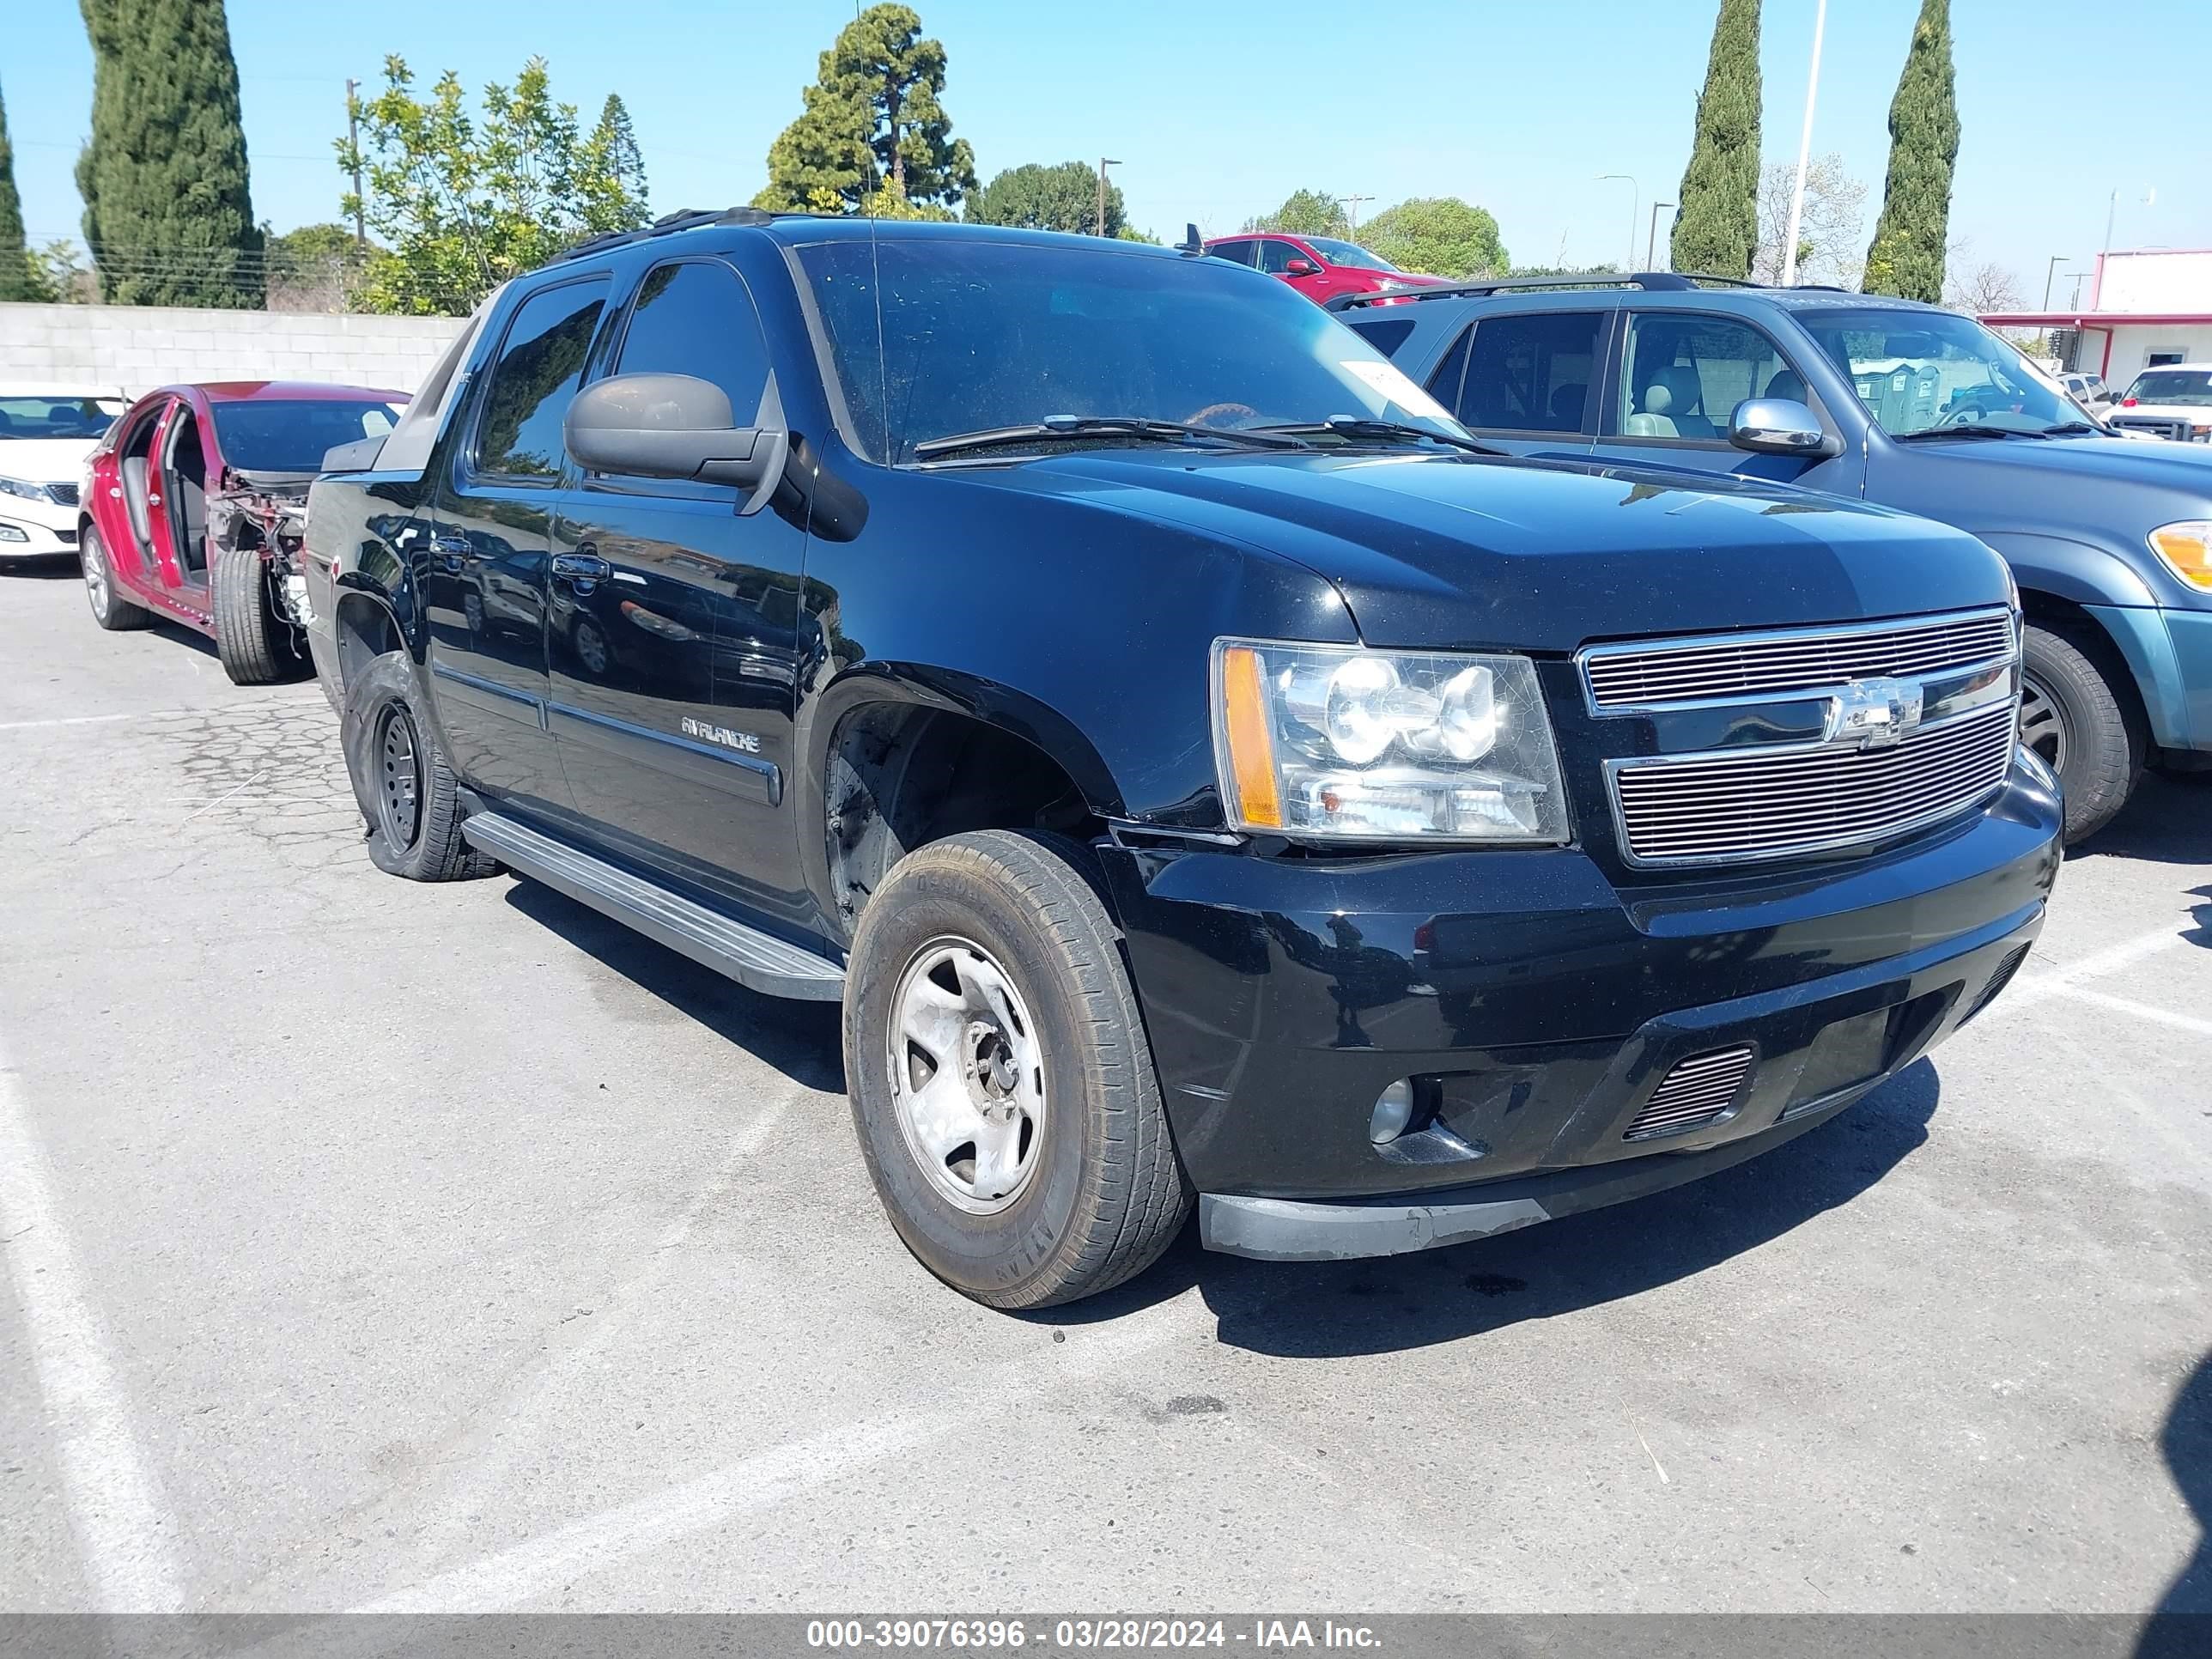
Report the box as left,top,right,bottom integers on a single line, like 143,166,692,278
1336,275,2212,841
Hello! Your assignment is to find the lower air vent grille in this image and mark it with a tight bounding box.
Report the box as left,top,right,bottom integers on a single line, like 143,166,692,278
1625,1046,1755,1141
1960,942,2033,1025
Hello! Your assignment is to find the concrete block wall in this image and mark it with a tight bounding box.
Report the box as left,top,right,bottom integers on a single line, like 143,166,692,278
0,302,467,398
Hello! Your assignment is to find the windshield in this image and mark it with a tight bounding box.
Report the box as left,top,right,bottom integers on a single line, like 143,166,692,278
210,399,402,473
2123,369,2212,406
794,237,1464,463
0,395,127,441
1304,238,1398,273
1796,309,2084,436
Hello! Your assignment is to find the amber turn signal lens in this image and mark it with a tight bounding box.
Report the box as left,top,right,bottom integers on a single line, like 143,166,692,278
2148,522,2212,592
1219,645,1284,828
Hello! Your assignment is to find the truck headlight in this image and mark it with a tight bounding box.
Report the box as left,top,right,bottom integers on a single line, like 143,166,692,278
2148,520,2212,592
1212,640,1569,842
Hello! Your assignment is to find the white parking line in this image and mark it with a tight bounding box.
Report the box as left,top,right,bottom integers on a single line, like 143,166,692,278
0,712,140,732
0,1041,183,1612
348,1297,1206,1615
2056,987,2212,1041
1972,924,2198,1024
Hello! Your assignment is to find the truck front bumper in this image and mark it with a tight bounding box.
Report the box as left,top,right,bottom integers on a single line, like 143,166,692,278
1101,751,2063,1261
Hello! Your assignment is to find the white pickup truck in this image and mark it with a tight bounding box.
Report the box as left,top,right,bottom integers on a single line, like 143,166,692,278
2107,362,2212,443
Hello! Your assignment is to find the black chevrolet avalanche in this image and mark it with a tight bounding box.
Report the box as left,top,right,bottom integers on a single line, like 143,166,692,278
301,212,2062,1309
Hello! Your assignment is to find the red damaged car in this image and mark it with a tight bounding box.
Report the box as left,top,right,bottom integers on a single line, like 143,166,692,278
1202,233,1453,307
78,380,404,683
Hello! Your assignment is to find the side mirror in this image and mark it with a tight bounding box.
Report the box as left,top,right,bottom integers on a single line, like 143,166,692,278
1728,397,1840,459
1284,258,1319,276
566,373,788,514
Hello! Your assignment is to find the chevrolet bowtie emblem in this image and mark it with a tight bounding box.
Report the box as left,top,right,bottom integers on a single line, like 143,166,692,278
1831,678,1924,750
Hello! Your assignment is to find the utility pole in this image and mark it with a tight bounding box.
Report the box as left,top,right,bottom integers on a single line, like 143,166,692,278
346,78,366,253
1780,0,1829,287
1598,174,1637,271
2043,255,2069,310
1647,202,1674,272
1097,158,1121,239
1343,194,1373,237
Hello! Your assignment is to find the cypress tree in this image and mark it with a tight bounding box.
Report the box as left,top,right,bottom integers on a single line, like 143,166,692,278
0,78,35,302
1669,0,1761,279
76,0,264,307
1863,0,1959,303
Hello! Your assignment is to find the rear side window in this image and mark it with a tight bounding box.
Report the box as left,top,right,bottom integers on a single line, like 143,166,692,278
473,276,610,479
1208,240,1256,267
1457,312,1604,433
1348,319,1417,358
613,260,772,424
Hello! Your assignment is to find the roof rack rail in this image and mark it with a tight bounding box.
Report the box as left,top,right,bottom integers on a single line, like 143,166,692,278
552,204,801,265
1327,271,1772,312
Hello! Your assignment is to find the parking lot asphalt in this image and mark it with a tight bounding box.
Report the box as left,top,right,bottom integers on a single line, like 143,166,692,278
1,557,2208,1617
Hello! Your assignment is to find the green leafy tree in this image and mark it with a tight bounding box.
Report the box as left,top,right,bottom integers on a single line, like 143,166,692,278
337,56,653,315
1669,0,1761,279
1863,0,1959,304
76,0,264,307
579,94,651,235
1358,198,1508,277
1246,189,1346,238
758,5,975,214
0,78,39,302
967,161,1124,236
262,221,374,312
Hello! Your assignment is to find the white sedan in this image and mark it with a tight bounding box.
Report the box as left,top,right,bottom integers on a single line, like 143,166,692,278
0,383,130,564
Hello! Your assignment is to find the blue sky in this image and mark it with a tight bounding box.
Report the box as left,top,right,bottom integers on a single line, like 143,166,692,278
7,0,2207,301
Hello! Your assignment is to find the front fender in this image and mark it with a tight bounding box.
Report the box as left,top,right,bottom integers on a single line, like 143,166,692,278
1978,530,2160,609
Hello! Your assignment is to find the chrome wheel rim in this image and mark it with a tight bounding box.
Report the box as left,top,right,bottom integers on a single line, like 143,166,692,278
575,617,609,676
463,591,484,632
2019,670,2069,776
888,936,1047,1215
82,538,110,620
374,701,423,850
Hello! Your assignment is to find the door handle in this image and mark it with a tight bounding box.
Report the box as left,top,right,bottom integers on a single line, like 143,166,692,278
550,551,612,589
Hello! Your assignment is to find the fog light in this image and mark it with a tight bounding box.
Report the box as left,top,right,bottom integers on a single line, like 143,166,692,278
1369,1079,1415,1144
0,524,27,544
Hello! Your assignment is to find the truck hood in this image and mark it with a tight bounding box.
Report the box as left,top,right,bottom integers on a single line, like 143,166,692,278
1875,429,2212,539
0,437,100,484
981,449,2010,651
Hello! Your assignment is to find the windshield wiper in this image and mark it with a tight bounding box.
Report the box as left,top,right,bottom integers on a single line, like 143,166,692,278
910,416,1311,461
1897,423,2054,441
2042,422,2102,436
1251,415,1503,455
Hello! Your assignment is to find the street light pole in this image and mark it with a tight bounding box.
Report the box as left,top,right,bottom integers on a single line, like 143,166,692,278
2043,255,2069,310
1780,0,1829,287
1344,194,1373,237
1097,158,1121,239
1598,174,1637,271
1647,202,1674,272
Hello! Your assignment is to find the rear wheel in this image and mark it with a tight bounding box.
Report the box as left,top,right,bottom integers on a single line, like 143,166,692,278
2021,621,2144,844
80,524,151,631
341,649,498,881
843,830,1191,1310
213,542,298,684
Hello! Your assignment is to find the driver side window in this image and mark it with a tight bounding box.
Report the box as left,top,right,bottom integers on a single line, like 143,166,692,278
1259,240,1304,274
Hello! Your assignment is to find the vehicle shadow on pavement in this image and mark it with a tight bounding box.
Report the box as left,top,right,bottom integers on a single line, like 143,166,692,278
2083,775,2212,867
502,879,846,1094
2142,1349,2211,1655
0,554,83,579
1097,1060,1944,1358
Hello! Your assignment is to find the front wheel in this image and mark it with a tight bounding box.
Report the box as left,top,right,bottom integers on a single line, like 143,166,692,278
2020,622,2144,844
213,542,299,684
844,830,1192,1310
340,649,499,881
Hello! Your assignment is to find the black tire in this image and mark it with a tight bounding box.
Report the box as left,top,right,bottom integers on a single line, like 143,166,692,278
2021,621,2144,844
213,542,297,684
340,649,499,881
80,523,152,631
844,830,1191,1310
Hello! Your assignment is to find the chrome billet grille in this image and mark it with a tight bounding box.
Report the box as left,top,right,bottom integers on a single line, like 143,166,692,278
1585,609,2015,708
1613,698,2017,865
1626,1047,1754,1140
